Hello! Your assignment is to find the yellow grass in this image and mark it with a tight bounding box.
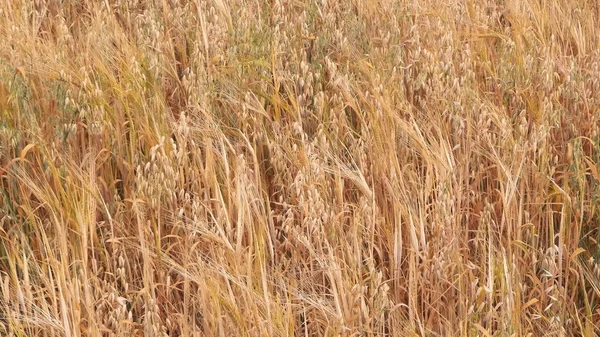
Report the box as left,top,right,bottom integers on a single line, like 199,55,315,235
0,0,599,336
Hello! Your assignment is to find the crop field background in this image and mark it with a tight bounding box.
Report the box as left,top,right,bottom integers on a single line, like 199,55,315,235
1,0,600,336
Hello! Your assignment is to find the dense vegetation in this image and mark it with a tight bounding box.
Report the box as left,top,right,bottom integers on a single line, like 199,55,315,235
1,0,600,336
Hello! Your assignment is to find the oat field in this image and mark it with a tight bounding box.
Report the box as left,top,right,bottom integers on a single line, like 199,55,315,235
1,0,600,336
